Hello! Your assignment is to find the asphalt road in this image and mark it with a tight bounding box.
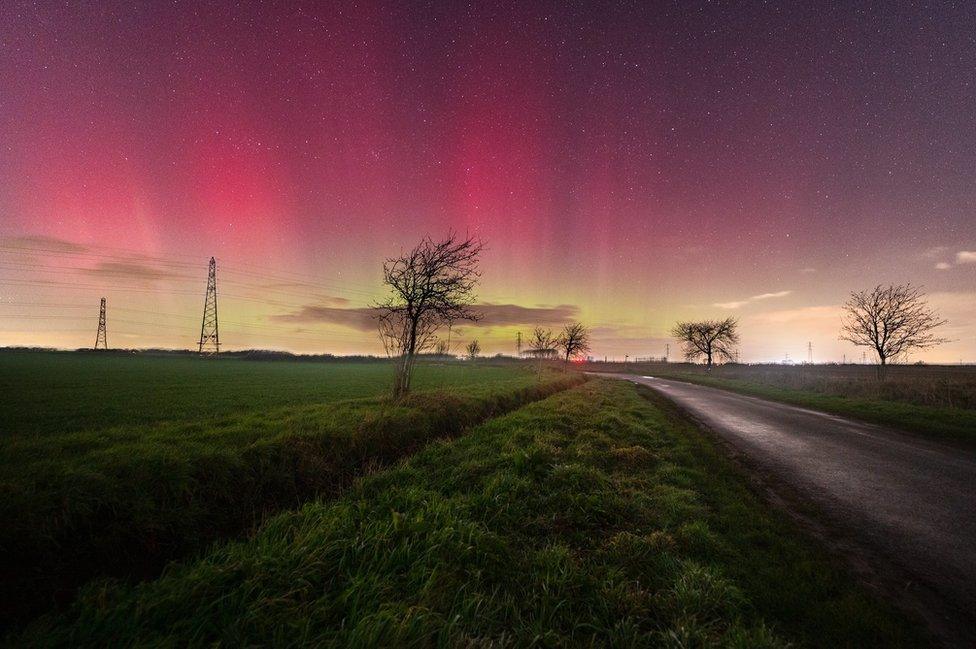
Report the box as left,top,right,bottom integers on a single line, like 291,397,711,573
607,374,976,648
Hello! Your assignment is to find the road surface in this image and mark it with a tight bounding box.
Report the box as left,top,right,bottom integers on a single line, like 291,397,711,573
605,374,976,647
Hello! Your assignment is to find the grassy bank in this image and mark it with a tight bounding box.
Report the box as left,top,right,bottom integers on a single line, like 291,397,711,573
0,368,581,628
623,367,976,446
0,351,528,438
18,380,926,647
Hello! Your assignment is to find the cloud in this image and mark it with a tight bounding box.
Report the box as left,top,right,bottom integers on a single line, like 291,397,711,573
259,282,351,306
81,261,187,281
271,305,378,330
751,290,792,301
935,262,952,270
956,251,976,264
474,303,579,326
713,290,792,309
271,302,580,331
921,245,949,259
749,305,844,325
799,267,816,273
0,234,89,253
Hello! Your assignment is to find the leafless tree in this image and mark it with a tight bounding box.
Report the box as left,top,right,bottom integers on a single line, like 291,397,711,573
525,326,559,359
466,339,481,361
376,233,483,398
671,318,739,369
525,326,559,376
558,322,591,362
433,340,450,357
840,284,948,379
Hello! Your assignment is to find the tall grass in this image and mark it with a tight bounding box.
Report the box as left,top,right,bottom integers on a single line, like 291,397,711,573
17,380,926,647
0,368,582,628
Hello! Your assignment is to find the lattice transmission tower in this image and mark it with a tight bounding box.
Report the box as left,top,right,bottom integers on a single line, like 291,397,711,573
198,257,220,355
94,297,107,350
516,331,522,357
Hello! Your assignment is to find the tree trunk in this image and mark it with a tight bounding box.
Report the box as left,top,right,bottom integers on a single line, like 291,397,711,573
877,355,887,381
392,317,420,399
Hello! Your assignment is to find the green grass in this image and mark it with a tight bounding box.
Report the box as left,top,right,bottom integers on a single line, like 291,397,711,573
632,368,976,447
0,353,580,628
17,380,928,647
0,351,526,437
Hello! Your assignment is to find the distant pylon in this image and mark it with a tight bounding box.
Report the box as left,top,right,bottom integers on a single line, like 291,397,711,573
516,331,522,357
198,257,220,355
807,341,813,364
94,297,107,350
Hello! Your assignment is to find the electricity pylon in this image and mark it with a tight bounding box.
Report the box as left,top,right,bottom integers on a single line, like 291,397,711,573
516,331,522,357
94,297,107,350
198,257,220,355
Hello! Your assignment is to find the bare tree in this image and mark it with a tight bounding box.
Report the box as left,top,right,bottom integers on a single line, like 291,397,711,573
433,339,450,357
671,318,739,369
525,326,559,359
525,326,559,376
466,339,481,361
376,233,483,398
840,284,948,379
558,322,591,362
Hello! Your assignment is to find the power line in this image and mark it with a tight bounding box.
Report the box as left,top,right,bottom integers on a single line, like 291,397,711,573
0,244,382,298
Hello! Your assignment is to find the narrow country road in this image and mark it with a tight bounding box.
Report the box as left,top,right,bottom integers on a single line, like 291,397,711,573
602,374,976,648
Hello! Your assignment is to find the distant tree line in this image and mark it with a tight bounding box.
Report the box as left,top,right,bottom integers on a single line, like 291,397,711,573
670,283,949,379
375,234,951,394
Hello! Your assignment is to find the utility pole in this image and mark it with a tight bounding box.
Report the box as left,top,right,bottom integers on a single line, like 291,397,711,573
94,297,107,350
198,257,220,355
516,331,522,357
665,343,670,362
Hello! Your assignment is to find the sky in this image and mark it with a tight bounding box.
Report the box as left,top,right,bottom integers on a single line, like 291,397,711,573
0,1,974,362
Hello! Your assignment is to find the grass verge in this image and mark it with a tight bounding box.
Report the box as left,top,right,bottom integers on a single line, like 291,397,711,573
17,379,927,647
0,370,582,629
635,371,976,447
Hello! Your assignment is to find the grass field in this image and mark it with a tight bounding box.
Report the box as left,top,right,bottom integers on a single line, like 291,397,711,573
16,379,927,647
0,351,528,437
599,362,976,446
0,352,581,628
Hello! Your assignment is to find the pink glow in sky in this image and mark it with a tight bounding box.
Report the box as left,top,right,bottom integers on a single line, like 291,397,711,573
1,2,974,361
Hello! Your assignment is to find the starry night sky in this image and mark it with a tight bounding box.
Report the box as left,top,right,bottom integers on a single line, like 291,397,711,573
1,1,974,360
